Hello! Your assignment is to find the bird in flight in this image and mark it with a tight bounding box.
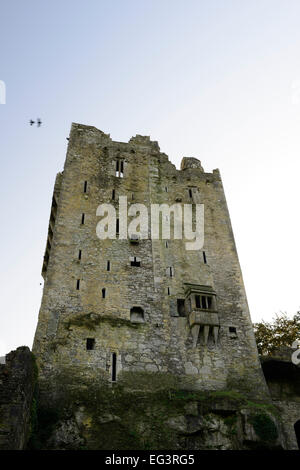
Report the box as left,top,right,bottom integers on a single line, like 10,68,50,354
29,118,42,127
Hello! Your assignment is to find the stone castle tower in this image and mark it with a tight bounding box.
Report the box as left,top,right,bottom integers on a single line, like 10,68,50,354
33,123,269,399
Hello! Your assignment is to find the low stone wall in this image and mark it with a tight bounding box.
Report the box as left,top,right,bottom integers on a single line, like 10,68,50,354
0,347,37,450
261,350,300,450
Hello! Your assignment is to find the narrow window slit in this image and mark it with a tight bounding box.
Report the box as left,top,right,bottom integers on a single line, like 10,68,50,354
76,279,80,290
84,181,88,193
102,288,106,298
112,353,117,382
81,213,85,225
78,250,82,260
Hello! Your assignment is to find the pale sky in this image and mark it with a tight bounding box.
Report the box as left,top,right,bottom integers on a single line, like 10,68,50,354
1,0,300,356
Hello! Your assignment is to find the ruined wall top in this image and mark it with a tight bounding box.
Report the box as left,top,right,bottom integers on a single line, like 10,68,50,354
69,123,214,174
180,157,204,172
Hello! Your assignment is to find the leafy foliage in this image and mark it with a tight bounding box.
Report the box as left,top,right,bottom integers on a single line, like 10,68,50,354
251,413,278,442
253,311,300,355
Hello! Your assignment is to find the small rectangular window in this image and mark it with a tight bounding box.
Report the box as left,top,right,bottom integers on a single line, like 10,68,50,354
177,299,185,317
115,160,124,177
167,287,170,295
203,251,207,264
84,181,88,193
169,267,173,277
81,213,85,225
102,288,106,298
86,338,95,350
116,218,119,234
78,250,82,260
112,189,115,200
107,261,110,271
76,279,80,290
229,327,238,338
189,188,193,198
131,257,141,267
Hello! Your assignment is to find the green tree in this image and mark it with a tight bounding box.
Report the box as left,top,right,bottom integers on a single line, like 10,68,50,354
253,311,300,355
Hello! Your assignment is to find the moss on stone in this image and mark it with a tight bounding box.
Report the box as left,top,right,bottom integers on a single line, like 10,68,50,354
65,313,143,331
250,413,278,442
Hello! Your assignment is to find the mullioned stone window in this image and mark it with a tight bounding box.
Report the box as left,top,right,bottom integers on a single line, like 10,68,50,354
115,159,124,177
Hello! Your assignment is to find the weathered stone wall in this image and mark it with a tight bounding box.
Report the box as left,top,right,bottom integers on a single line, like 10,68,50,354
261,348,300,450
29,375,283,450
0,347,36,450
32,123,269,401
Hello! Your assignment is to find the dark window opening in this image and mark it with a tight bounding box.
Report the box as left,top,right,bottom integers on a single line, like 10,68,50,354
167,287,170,295
107,261,110,271
112,352,117,382
189,188,193,198
165,187,168,192
78,250,82,260
102,288,106,298
195,294,213,310
203,251,207,264
81,213,85,225
76,279,80,290
112,189,115,200
116,159,124,177
177,299,186,317
86,338,95,350
116,218,119,235
294,420,300,449
169,267,173,277
131,257,141,267
229,327,237,334
84,181,88,193
165,241,169,248
130,306,144,323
